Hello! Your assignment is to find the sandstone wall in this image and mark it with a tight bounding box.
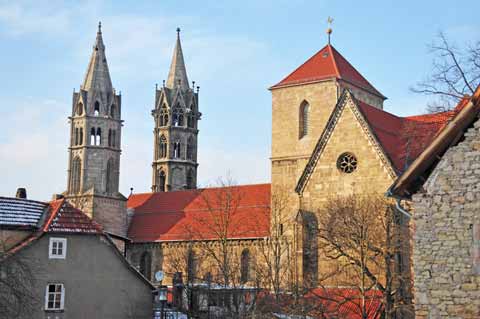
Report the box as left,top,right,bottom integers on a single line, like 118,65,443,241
412,119,480,318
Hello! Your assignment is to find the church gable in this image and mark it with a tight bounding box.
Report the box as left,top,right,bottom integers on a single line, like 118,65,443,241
296,91,397,198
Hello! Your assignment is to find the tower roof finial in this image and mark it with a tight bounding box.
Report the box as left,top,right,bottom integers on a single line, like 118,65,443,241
176,27,181,38
326,16,333,45
98,21,102,33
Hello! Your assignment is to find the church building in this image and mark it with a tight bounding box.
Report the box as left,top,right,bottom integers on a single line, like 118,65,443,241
58,23,466,317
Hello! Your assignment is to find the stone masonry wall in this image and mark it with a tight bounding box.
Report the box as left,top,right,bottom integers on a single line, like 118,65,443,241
412,118,480,318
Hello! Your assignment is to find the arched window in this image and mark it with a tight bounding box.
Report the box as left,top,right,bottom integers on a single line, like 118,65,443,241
178,114,184,126
112,130,116,147
90,128,96,145
160,105,168,127
186,169,194,189
96,128,101,146
94,101,100,116
173,142,181,158
158,171,166,192
108,129,112,147
299,101,310,139
105,158,114,194
241,249,250,283
187,248,197,282
110,104,116,118
159,135,167,158
186,137,194,160
75,128,79,146
79,128,83,145
187,114,195,128
76,103,84,116
139,251,152,280
70,156,81,194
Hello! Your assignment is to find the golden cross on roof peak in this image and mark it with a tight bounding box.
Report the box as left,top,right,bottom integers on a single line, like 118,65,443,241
326,16,334,45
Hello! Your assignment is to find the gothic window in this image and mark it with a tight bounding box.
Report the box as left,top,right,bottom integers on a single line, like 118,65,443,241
187,248,197,282
158,170,166,192
299,101,310,139
112,130,116,147
187,114,195,128
75,128,79,146
173,142,181,158
139,251,152,280
178,114,184,126
337,152,358,174
96,128,102,146
79,128,83,145
70,156,81,194
186,137,194,160
90,128,96,145
108,129,112,147
105,158,114,194
94,101,100,116
241,249,250,283
76,103,83,116
186,169,194,189
110,104,116,118
159,135,167,158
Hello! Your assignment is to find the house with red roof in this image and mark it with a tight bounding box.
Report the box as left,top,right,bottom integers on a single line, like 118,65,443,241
1,195,153,319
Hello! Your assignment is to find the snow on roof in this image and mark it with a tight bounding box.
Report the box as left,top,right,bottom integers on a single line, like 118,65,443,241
0,196,48,228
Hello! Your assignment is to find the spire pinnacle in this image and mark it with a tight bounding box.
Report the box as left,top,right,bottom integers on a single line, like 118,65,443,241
326,16,333,45
166,27,189,90
81,23,112,92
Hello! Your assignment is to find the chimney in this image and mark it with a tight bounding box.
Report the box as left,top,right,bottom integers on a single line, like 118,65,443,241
16,188,27,199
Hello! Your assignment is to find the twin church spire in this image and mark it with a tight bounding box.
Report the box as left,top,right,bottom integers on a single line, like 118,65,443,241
67,23,200,203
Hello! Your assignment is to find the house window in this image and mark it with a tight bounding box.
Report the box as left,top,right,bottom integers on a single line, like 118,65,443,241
45,283,65,311
49,238,67,259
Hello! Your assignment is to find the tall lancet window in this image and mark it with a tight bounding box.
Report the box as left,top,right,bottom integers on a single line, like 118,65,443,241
158,170,166,192
299,101,310,139
94,101,100,116
96,128,102,146
71,157,82,194
105,158,114,194
159,135,167,158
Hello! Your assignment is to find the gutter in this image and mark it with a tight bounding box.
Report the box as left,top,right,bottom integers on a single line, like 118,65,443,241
386,188,412,219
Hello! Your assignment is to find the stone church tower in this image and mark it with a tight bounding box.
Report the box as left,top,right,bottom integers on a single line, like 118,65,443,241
151,29,201,192
65,23,127,236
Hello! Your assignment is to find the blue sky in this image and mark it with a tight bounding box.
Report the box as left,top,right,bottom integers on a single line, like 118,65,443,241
0,0,479,201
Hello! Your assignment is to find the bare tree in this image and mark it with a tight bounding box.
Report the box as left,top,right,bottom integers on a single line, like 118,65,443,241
411,32,480,112
316,194,412,319
0,238,39,318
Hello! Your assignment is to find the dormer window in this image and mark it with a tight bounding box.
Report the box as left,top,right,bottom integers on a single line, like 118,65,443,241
49,238,67,259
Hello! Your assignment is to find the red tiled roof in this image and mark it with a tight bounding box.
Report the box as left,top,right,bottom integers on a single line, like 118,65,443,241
306,288,383,319
127,184,271,242
271,45,384,98
357,98,467,172
43,199,103,234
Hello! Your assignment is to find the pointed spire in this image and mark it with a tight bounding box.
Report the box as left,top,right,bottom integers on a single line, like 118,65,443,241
81,21,113,92
166,27,189,90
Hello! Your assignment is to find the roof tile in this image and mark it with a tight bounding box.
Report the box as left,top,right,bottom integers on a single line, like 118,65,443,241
127,184,271,242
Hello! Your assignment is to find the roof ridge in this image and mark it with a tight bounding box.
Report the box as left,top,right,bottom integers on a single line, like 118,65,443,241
42,199,65,232
0,196,48,205
130,183,271,197
328,45,341,79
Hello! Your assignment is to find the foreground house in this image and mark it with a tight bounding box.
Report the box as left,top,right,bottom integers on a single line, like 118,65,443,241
389,87,480,318
1,195,153,319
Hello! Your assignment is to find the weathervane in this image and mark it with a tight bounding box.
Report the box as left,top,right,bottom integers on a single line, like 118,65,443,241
327,16,334,45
